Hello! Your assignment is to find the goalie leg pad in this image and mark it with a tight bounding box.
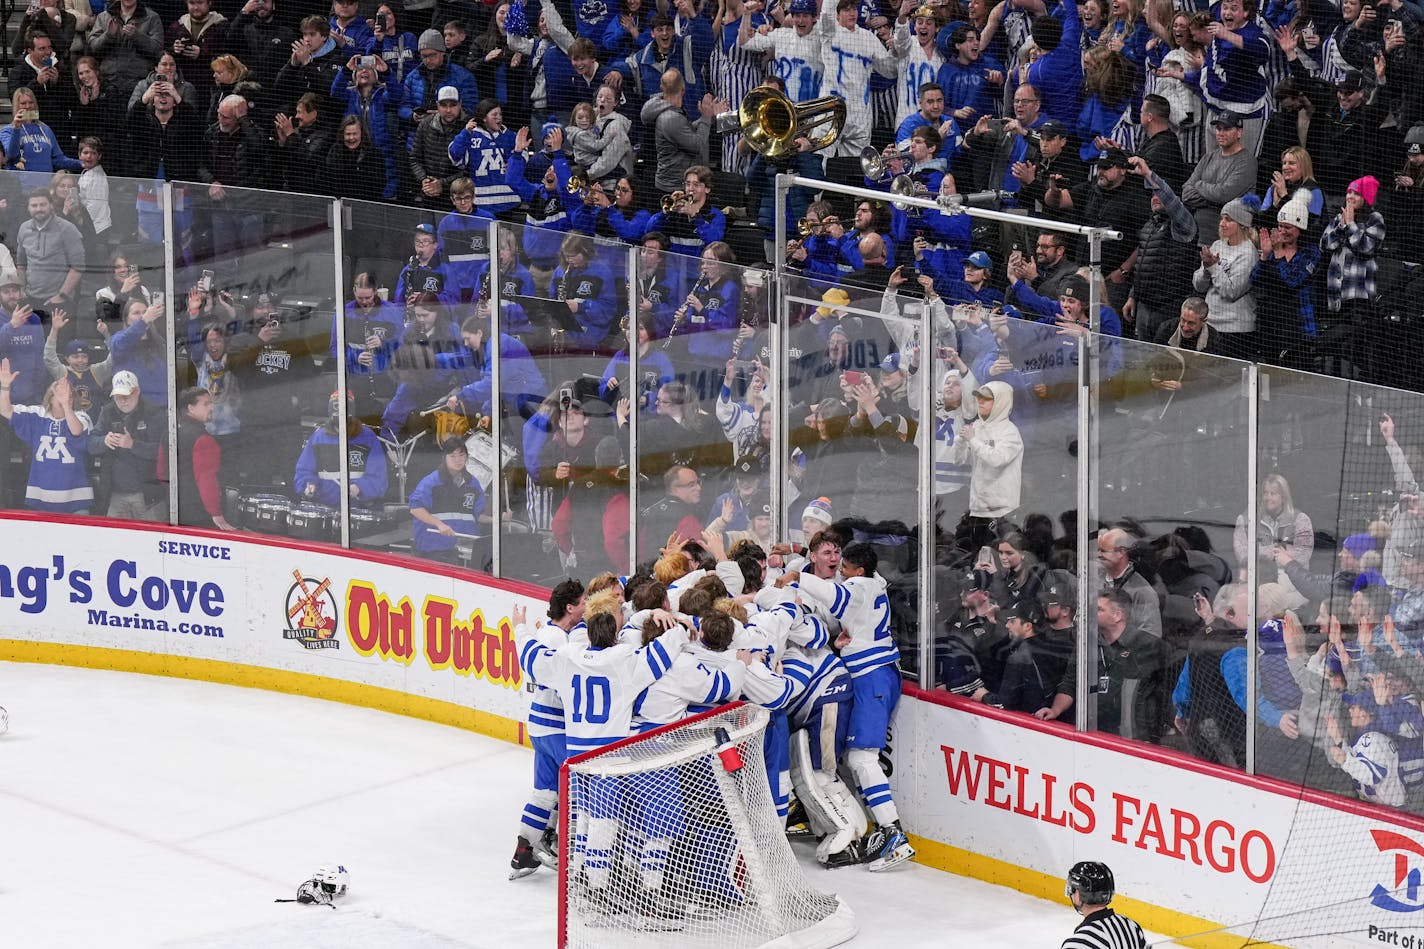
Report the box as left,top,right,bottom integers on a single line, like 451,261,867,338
790,728,865,862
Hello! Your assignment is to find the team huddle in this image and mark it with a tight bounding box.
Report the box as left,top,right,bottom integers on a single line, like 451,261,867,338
506,533,914,921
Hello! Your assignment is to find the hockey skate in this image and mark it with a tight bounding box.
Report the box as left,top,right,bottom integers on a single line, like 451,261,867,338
509,836,540,880
784,796,812,837
863,821,915,872
633,886,687,931
819,839,865,869
533,826,559,869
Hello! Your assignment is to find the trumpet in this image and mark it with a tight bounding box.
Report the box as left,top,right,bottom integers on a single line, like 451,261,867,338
797,218,812,238
890,173,929,212
661,190,689,214
861,145,911,183
566,173,592,202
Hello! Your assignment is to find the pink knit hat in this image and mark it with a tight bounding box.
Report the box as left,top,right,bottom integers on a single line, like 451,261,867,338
1348,175,1380,206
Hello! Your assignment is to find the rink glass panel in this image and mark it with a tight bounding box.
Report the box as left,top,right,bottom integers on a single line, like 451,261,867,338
168,183,339,545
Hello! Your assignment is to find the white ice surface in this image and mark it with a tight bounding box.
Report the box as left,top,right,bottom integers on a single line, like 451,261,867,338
0,663,1150,948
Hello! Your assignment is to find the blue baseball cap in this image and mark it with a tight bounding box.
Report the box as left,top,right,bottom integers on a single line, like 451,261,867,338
965,251,992,270
881,352,903,374
789,0,816,14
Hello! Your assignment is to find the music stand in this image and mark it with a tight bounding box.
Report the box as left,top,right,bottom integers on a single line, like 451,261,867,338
509,293,587,386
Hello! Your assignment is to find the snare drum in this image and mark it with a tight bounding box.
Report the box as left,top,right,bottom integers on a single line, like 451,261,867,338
238,492,291,534
348,505,396,540
287,501,339,542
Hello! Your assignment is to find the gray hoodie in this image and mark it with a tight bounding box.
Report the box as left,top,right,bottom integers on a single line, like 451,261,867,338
640,94,709,194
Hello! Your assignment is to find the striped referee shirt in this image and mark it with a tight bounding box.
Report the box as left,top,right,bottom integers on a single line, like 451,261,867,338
1062,909,1148,949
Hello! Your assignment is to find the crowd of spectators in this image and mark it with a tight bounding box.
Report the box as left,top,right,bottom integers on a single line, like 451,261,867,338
1,0,1424,813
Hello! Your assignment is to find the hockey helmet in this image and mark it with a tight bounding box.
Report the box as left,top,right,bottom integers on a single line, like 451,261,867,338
1065,861,1114,905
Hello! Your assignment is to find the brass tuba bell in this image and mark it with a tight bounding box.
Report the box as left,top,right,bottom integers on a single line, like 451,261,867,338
890,173,928,212
713,87,846,160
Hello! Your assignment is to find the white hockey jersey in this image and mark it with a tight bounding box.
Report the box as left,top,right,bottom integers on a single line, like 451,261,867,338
519,622,569,740
783,643,853,729
796,572,899,678
634,651,745,731
518,623,691,755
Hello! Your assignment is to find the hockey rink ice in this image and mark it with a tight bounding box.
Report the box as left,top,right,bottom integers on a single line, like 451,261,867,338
0,662,1164,948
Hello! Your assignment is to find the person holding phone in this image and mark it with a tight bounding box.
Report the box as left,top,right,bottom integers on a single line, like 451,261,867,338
8,31,66,125
361,3,417,84
1,86,81,174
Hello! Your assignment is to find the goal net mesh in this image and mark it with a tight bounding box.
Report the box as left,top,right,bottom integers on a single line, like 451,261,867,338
558,703,856,949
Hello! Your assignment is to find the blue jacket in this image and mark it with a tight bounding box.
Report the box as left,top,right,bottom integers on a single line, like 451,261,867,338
361,30,419,85
599,347,675,403
330,299,405,375
506,151,573,267
294,423,388,506
554,259,617,349
936,55,1006,121
409,464,485,552
0,311,45,402
1025,0,1083,125
437,208,497,301
109,320,169,406
400,61,479,139
619,37,705,120
450,332,547,416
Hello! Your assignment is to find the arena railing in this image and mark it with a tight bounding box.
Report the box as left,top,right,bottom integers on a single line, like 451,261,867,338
40,175,1421,808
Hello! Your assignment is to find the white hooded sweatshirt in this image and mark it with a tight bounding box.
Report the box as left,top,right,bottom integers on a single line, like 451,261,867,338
949,379,1023,518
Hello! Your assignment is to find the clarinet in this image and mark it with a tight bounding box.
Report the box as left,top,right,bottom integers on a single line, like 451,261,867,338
664,277,711,350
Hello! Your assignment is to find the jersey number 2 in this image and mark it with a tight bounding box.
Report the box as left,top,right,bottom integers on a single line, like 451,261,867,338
570,674,612,724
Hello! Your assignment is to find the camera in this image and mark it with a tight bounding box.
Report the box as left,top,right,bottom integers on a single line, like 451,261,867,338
358,55,377,69
198,269,214,293
559,386,573,407
900,265,919,282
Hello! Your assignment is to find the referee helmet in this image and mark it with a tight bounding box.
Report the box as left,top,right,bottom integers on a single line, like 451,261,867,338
1065,861,1115,905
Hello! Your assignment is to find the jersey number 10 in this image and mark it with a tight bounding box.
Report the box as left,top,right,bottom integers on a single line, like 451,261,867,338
570,674,612,725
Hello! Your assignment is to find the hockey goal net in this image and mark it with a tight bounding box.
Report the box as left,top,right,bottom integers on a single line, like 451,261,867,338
558,702,858,949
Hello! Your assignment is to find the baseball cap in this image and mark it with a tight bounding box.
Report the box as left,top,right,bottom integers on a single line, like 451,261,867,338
1335,71,1366,93
254,291,275,306
414,222,436,236
734,456,764,479
1038,570,1077,608
881,352,903,374
965,250,992,270
1037,119,1069,139
436,85,460,103
419,28,446,52
1094,149,1129,169
962,568,994,594
999,599,1042,623
1210,111,1244,129
110,370,140,395
1060,274,1091,301
0,269,20,288
788,0,816,13
64,339,88,356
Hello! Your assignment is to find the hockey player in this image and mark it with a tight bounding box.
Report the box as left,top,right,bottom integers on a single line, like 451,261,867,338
632,611,754,901
508,578,585,879
787,541,914,871
517,607,698,921
1061,861,1148,949
783,630,866,868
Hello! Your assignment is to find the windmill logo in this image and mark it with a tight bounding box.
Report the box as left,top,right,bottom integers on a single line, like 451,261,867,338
283,569,340,650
